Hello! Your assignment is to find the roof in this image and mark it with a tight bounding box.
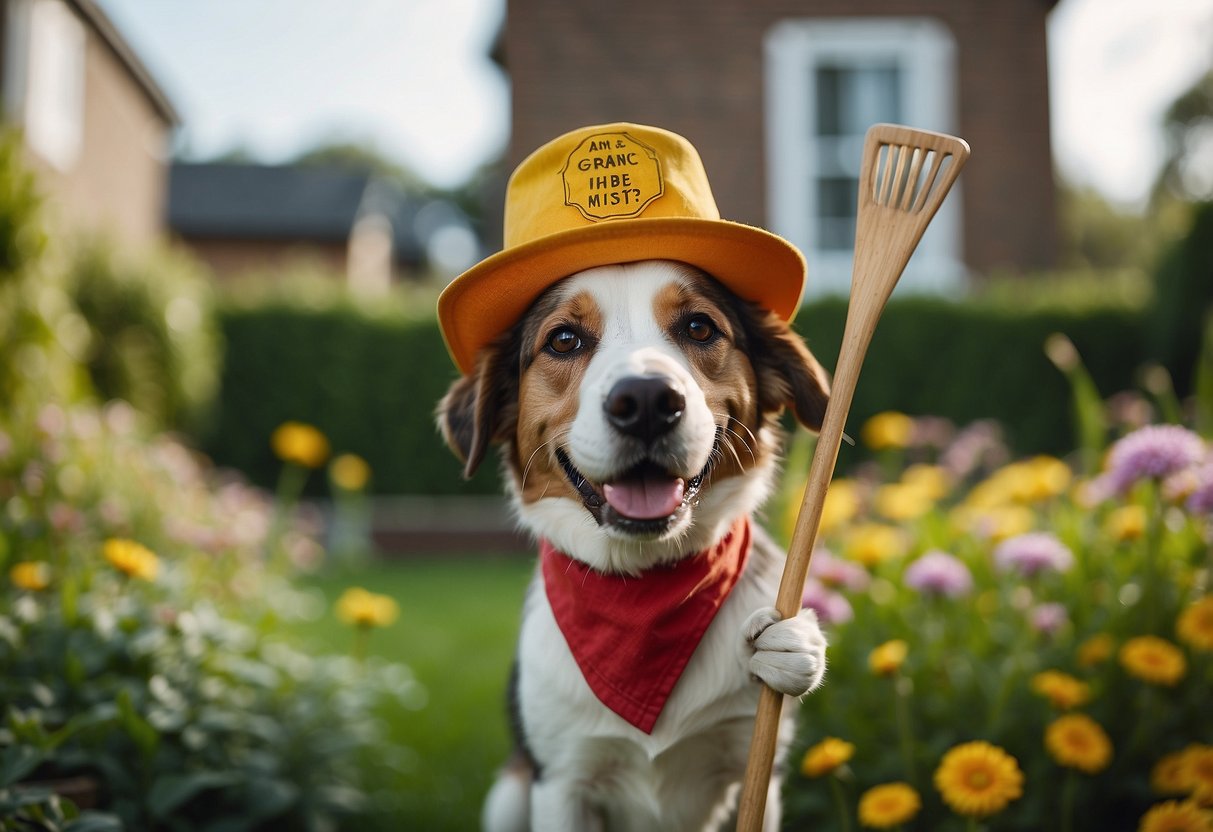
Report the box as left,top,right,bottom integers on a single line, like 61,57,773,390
68,0,179,125
167,162,424,261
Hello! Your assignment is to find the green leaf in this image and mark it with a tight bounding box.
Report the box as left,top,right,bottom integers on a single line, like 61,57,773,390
0,745,45,787
115,690,157,760
64,812,126,832
146,772,242,819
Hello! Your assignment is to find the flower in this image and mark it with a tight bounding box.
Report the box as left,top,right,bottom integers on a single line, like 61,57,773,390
1138,799,1213,832
1186,462,1213,514
934,740,1024,818
1104,424,1205,495
329,453,371,491
103,538,159,581
1154,750,1195,795
1120,636,1187,686
336,587,399,628
1044,713,1113,774
1177,596,1213,652
861,411,914,450
858,782,922,829
845,524,907,567
868,639,908,676
952,504,1035,542
802,579,854,626
1105,504,1148,541
1077,633,1115,668
993,531,1074,578
9,561,50,591
1030,602,1070,636
904,549,973,598
820,479,861,534
1031,670,1092,710
271,421,331,469
1182,744,1213,804
808,548,870,593
800,737,855,778
874,482,934,521
901,464,951,499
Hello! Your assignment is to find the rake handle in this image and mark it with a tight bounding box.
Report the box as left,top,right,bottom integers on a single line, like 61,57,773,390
735,123,969,832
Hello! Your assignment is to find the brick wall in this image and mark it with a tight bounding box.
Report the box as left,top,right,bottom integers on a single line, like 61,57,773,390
506,0,1057,274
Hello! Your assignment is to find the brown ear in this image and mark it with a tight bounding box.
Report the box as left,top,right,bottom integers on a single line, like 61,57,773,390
436,330,520,479
742,304,831,431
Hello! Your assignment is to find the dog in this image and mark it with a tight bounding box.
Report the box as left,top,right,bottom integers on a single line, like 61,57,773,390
438,257,832,832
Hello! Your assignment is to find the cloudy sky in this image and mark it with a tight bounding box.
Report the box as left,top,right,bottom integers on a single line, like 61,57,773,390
98,0,1212,206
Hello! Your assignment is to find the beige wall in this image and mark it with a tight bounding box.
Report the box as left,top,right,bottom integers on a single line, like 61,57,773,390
175,237,350,282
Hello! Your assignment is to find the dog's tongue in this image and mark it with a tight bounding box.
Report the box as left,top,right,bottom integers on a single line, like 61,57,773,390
603,474,686,520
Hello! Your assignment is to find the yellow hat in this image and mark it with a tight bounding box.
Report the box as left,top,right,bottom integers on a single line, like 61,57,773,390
438,122,806,374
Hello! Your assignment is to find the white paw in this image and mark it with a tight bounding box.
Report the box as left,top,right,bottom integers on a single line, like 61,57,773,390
743,606,827,696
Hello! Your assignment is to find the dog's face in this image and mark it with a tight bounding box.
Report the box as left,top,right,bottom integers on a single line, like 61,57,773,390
439,260,829,572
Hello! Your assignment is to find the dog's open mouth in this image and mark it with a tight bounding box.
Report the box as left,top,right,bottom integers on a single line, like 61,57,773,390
555,446,713,534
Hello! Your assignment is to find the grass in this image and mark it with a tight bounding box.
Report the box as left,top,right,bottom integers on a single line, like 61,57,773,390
285,555,534,830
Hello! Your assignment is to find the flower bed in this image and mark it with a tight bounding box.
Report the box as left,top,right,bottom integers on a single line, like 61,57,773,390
781,409,1213,830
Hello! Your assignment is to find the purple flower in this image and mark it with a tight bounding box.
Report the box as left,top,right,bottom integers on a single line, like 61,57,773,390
1186,461,1213,515
1030,602,1069,636
1104,425,1205,494
994,532,1074,578
802,579,854,626
904,549,974,598
809,547,870,593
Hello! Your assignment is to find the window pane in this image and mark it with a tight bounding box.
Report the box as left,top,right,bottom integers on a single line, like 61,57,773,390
814,64,901,138
817,177,857,251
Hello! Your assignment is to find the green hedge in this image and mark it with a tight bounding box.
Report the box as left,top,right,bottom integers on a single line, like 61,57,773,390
202,292,1153,496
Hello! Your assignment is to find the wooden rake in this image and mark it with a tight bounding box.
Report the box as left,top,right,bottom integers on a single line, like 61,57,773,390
735,123,970,832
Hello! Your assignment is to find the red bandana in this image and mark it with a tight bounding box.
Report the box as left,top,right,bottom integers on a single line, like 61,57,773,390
539,517,751,734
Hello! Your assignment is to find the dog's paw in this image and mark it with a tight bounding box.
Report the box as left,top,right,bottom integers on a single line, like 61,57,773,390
743,607,827,697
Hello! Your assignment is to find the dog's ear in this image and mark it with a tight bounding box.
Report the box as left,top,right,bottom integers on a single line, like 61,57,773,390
436,331,520,479
743,305,831,431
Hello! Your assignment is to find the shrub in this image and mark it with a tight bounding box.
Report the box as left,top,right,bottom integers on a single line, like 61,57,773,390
1149,201,1213,395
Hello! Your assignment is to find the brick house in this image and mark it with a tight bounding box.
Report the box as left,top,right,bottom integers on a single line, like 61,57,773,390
503,0,1058,297
0,0,178,247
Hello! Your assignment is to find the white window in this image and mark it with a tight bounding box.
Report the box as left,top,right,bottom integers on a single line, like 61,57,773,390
23,0,85,171
765,18,964,298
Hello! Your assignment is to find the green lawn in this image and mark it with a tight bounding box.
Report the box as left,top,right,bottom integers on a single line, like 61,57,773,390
287,556,534,830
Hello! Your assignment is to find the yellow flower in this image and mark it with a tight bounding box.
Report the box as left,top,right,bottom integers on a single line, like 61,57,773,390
789,478,860,538
1031,670,1092,710
271,421,330,469
1177,596,1213,652
858,782,922,829
868,639,908,676
1106,504,1148,542
845,524,907,567
103,538,159,581
902,464,951,500
330,453,371,491
336,587,399,628
1154,750,1195,796
1182,745,1213,804
873,482,933,522
1138,799,1213,832
1044,713,1113,774
9,561,51,591
861,411,914,451
933,740,1024,819
800,737,855,778
1077,633,1115,668
951,504,1034,542
1120,636,1187,687
1020,455,1072,501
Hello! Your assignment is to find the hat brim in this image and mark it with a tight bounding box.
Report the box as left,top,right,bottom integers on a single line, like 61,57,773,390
438,217,806,374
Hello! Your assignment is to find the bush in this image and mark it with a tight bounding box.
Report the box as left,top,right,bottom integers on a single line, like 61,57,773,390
1149,201,1213,396
66,241,221,434
778,400,1213,829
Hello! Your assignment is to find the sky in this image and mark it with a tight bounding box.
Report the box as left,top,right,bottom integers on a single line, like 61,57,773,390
99,0,1212,206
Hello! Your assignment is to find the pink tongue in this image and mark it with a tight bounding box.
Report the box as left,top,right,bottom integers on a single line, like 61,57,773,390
603,476,686,520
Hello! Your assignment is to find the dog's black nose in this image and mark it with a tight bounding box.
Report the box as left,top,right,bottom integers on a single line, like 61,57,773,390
604,376,686,443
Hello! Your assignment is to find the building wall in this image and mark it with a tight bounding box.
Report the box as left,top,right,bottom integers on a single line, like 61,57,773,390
17,0,170,248
175,237,350,282
506,0,1057,274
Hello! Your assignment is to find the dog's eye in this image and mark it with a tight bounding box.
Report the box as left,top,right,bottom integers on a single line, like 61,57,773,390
547,327,583,355
685,315,717,343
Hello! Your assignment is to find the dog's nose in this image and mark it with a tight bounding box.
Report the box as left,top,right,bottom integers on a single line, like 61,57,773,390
604,376,686,443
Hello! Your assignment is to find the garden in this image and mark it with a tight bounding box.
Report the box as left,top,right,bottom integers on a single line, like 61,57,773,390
1,105,1212,832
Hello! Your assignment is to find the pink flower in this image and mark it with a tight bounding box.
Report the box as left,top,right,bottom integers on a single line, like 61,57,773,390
904,550,973,598
1104,425,1205,494
809,547,870,593
994,532,1074,578
802,579,854,626
1030,602,1069,635
1185,461,1213,515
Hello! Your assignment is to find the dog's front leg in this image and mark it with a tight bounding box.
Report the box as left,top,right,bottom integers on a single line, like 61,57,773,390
743,607,827,696
530,779,605,832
